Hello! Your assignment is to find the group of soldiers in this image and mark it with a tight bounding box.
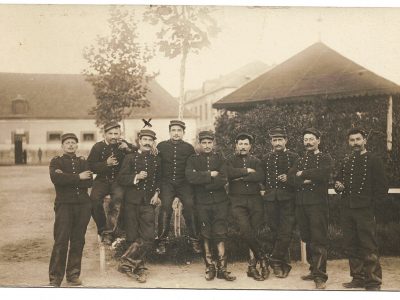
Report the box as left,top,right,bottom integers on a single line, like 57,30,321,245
48,120,387,291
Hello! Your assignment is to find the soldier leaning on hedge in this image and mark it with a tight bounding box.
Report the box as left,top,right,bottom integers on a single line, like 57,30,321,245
334,127,388,291
48,133,93,287
261,126,299,279
289,128,333,290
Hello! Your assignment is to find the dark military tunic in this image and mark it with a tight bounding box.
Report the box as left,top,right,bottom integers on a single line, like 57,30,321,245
118,151,161,244
263,150,298,201
87,139,135,181
157,139,195,184
289,151,333,283
226,154,265,260
262,150,298,270
336,151,387,289
186,152,229,241
156,139,197,241
48,154,93,286
87,139,135,235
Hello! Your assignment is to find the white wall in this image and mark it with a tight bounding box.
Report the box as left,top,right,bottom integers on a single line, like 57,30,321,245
0,117,197,164
185,87,236,131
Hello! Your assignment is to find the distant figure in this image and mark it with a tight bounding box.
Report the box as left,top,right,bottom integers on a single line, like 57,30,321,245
23,150,27,164
38,148,43,164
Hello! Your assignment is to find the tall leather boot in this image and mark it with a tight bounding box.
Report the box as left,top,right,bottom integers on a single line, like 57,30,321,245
185,213,202,254
247,257,264,281
134,261,148,283
156,210,173,254
203,241,216,281
260,255,270,280
217,255,236,281
118,242,141,276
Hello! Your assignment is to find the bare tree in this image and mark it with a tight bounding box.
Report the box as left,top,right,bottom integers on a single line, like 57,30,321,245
144,5,219,120
83,7,155,128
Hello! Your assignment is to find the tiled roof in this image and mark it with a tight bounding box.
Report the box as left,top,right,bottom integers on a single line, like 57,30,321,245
0,72,193,119
213,42,400,110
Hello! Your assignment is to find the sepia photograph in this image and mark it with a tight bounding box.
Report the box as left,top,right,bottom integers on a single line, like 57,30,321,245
0,0,400,297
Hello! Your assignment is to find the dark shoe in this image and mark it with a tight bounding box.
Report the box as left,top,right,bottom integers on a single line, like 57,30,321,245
247,266,264,281
343,280,365,289
205,265,216,281
261,266,270,279
301,273,314,281
215,255,235,281
66,277,82,286
278,263,292,278
365,286,381,291
259,257,270,280
190,238,202,254
315,280,326,290
156,240,166,255
273,267,284,278
217,269,236,281
47,281,61,287
135,268,147,283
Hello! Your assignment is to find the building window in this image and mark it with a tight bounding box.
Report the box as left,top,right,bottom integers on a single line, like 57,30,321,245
47,131,62,142
204,103,208,121
199,105,203,121
82,132,96,142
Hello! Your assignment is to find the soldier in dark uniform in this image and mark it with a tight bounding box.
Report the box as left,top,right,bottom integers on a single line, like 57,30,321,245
261,127,298,278
88,121,135,245
156,120,201,254
226,132,267,281
334,127,387,291
117,129,161,283
48,133,93,287
186,131,236,281
289,128,333,289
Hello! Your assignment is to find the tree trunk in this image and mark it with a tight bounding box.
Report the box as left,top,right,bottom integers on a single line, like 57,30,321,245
178,5,188,121
179,49,188,120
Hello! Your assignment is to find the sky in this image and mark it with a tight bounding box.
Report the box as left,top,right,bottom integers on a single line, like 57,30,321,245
0,2,400,97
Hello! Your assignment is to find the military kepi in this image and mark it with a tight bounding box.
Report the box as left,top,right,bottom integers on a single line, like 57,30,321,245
61,133,78,143
269,127,287,138
103,121,121,132
303,128,321,139
235,132,254,143
169,120,186,130
347,127,367,138
198,130,215,141
139,129,157,140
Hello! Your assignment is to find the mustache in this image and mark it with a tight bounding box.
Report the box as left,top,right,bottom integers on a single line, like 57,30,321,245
143,144,151,147
305,144,312,147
